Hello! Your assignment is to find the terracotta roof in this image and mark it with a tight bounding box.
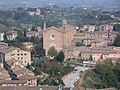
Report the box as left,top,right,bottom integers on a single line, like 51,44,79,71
27,31,38,34
73,86,85,90
0,46,17,54
0,68,11,80
22,42,33,46
0,86,115,90
6,59,23,67
0,86,72,90
0,42,8,45
13,67,33,76
6,30,17,34
72,38,83,42
87,31,119,35
0,80,27,84
74,33,86,36
18,74,37,80
91,39,105,43
63,46,89,52
0,46,30,54
83,37,95,40
44,26,62,33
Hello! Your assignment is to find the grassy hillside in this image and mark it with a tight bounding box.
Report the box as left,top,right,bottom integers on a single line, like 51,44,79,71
81,60,120,89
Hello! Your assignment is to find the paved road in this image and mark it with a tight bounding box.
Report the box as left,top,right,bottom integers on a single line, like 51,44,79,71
63,66,89,87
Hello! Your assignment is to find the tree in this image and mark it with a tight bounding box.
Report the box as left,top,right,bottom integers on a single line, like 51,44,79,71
33,67,42,75
26,63,33,70
113,24,120,32
5,40,23,48
113,35,120,47
47,46,57,58
34,44,45,57
75,41,84,46
30,36,38,44
94,60,119,88
56,51,65,62
113,61,120,81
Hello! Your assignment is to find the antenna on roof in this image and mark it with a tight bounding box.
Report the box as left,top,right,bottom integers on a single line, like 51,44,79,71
13,86,16,90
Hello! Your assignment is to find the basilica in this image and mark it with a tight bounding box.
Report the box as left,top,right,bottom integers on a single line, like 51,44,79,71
43,19,76,53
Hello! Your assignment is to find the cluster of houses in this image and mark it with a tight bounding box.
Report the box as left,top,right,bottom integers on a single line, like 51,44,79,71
0,42,37,87
43,20,120,64
27,8,41,16
63,24,120,64
63,46,120,62
0,19,119,87
0,26,43,41
80,24,113,32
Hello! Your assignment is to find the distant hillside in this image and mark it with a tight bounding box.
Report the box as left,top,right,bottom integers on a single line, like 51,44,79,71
0,0,120,10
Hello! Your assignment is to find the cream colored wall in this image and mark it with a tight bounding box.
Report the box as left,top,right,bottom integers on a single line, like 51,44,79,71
83,39,92,46
103,54,120,59
5,49,31,66
81,53,91,60
92,54,102,61
91,41,107,47
27,79,37,86
25,45,33,50
64,50,80,60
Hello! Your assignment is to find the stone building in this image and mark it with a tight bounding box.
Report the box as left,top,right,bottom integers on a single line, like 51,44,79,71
6,30,17,41
22,42,34,50
43,19,76,53
63,46,120,62
0,46,31,66
0,32,5,41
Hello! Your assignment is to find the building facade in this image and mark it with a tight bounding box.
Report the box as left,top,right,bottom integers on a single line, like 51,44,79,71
0,32,5,41
0,47,31,66
43,19,76,53
6,30,17,41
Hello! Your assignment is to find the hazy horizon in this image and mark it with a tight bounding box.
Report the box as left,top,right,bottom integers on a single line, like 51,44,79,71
0,0,120,9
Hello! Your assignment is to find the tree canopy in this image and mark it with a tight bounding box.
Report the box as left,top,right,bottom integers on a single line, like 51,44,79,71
47,46,57,58
56,51,65,62
113,35,120,47
82,60,120,89
113,24,120,32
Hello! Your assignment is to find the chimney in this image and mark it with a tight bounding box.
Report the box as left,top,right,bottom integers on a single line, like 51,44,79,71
37,27,42,32
58,84,63,90
39,87,42,90
44,22,46,31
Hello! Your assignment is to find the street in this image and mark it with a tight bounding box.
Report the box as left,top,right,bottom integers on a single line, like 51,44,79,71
63,66,89,87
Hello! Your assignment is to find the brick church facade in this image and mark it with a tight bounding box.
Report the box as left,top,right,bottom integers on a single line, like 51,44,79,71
43,19,76,54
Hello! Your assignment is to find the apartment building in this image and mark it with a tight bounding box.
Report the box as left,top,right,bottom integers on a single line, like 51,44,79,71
63,46,120,62
0,32,5,41
4,59,37,86
0,46,31,66
6,30,18,40
81,25,96,32
26,31,39,37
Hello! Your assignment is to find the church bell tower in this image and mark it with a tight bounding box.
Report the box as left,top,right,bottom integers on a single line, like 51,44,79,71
62,19,67,47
